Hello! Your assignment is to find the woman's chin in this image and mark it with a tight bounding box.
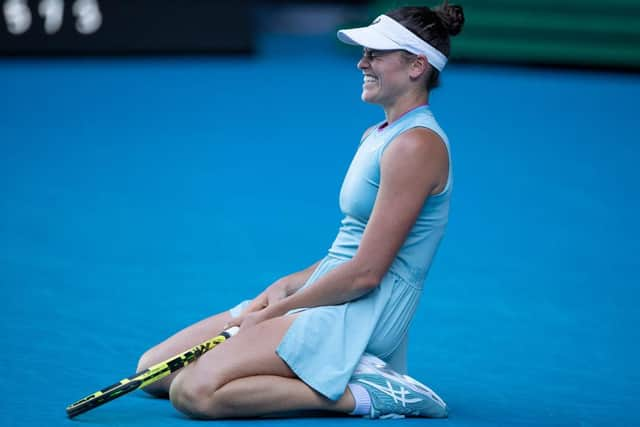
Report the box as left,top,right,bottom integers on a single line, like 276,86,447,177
361,90,378,104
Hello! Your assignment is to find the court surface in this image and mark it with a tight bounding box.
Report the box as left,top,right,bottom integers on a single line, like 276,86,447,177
1,34,639,426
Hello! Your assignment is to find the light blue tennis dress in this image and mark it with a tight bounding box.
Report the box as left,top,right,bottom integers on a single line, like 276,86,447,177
231,105,452,401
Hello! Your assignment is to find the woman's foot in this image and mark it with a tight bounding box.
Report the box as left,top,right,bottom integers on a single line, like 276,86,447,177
349,354,448,419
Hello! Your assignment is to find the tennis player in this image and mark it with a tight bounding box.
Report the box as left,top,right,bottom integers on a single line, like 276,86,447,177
137,1,464,419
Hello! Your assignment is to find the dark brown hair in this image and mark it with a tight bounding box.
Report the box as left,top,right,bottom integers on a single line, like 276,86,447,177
387,1,465,90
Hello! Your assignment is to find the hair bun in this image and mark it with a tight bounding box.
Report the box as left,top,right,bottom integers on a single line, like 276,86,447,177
434,2,464,36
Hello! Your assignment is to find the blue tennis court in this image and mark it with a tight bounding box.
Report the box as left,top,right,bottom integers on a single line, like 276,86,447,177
1,33,639,426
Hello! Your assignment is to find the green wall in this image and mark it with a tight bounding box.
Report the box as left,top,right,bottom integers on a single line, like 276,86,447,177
370,0,640,68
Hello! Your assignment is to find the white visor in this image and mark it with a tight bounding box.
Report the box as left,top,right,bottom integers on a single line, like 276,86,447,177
337,15,447,72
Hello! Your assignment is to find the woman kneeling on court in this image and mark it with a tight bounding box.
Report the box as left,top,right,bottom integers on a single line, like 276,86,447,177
137,2,464,419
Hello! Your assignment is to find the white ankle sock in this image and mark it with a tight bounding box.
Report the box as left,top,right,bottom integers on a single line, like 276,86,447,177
347,383,371,416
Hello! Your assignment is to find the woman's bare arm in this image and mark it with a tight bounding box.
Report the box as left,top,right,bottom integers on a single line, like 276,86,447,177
232,128,448,327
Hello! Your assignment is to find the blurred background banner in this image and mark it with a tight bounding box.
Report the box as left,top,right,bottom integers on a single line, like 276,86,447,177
2,0,639,70
0,0,254,54
370,0,640,70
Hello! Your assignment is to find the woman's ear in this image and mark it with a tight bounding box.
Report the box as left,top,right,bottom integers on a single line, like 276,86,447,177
409,55,429,80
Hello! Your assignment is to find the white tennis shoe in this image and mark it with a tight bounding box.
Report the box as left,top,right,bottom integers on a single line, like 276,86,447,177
351,354,448,419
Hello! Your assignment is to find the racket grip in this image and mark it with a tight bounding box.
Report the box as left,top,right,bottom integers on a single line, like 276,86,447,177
224,326,240,336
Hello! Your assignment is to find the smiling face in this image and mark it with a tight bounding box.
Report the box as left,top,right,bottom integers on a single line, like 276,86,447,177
358,48,417,106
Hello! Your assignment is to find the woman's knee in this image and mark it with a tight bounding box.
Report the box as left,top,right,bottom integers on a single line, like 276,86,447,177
136,347,155,373
169,371,224,419
136,347,170,398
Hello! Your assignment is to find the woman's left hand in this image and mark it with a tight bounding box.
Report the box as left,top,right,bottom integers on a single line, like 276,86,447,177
224,307,273,332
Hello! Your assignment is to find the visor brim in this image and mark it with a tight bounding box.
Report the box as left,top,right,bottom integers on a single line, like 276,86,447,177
337,27,402,51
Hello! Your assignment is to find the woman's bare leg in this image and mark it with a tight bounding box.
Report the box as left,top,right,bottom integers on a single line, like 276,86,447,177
136,310,234,397
169,315,355,419
198,375,354,418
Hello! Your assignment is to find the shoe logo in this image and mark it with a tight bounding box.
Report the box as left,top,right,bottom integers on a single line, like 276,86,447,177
358,379,423,407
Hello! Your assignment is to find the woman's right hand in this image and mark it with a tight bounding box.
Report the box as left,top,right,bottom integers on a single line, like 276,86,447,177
242,279,289,316
239,260,319,318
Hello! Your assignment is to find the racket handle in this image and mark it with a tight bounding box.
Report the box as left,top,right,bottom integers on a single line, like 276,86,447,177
225,326,240,336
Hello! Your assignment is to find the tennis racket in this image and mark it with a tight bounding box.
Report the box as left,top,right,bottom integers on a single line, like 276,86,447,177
66,326,240,418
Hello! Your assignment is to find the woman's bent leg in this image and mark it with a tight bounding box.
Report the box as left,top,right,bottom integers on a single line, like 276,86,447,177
169,315,355,419
136,310,234,397
194,375,354,419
